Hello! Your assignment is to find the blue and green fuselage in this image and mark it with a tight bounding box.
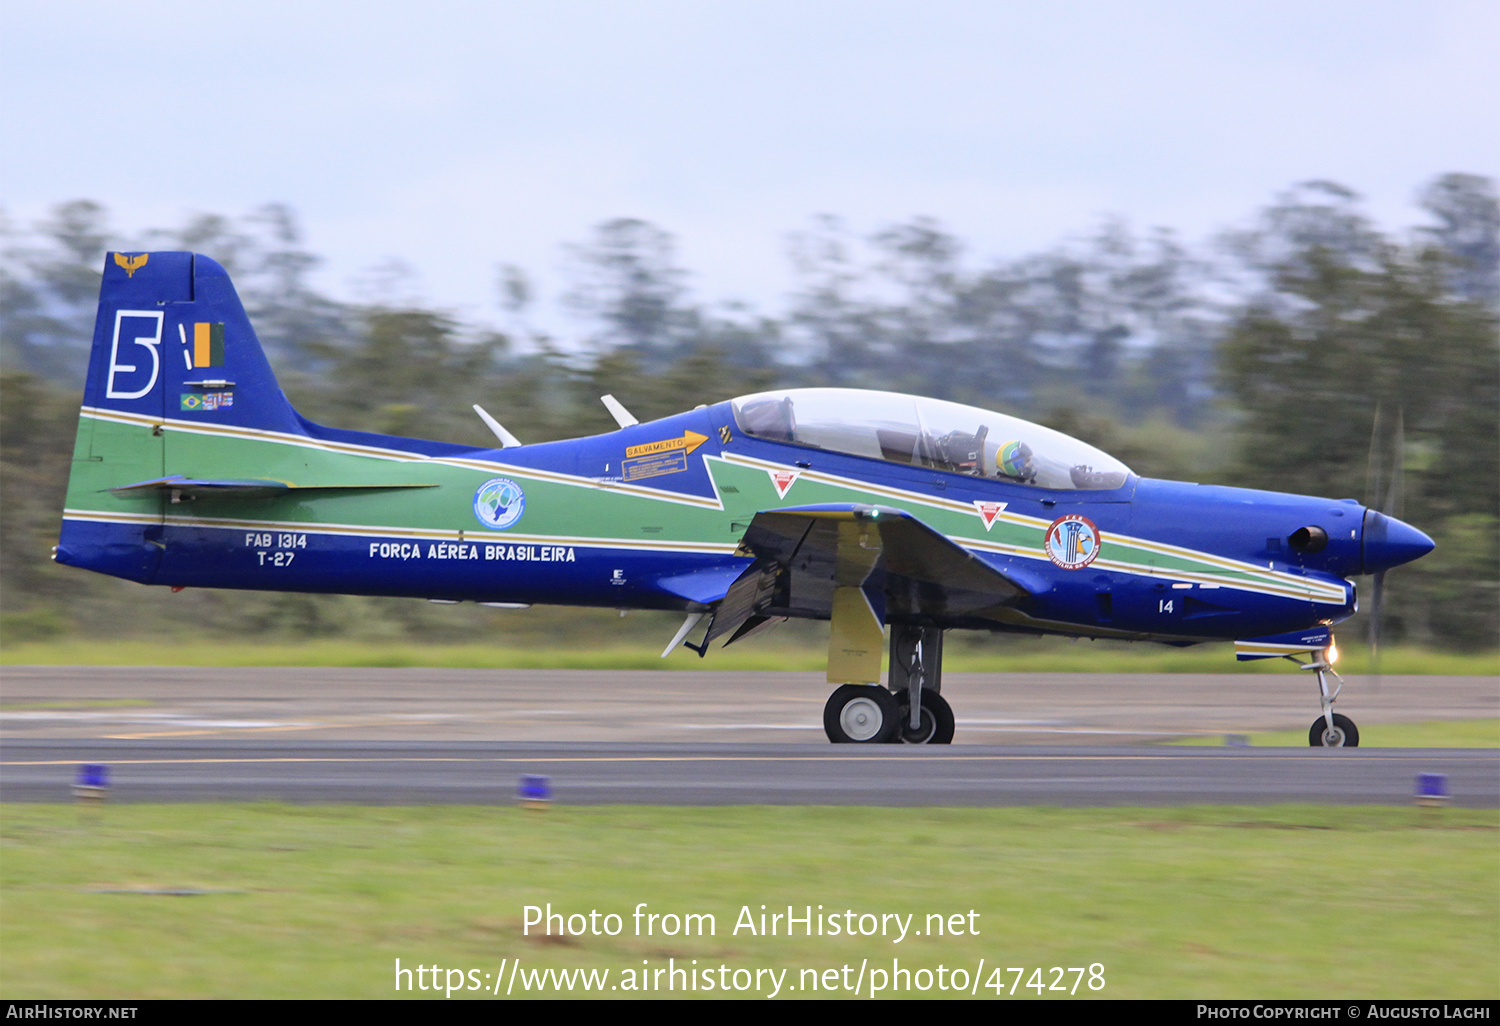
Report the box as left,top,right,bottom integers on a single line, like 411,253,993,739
57,253,1434,657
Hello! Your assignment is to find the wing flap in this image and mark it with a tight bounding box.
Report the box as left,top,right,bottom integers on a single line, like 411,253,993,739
724,503,1031,632
703,561,782,646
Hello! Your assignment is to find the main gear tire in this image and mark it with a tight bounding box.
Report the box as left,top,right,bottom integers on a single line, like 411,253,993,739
824,684,900,743
894,688,955,744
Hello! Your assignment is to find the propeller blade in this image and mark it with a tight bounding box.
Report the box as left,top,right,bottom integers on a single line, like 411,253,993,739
1364,403,1385,510
1362,404,1404,686
1383,408,1404,519
1366,569,1385,678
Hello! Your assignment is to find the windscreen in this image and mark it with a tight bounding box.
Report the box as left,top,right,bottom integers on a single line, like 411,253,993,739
731,388,1131,491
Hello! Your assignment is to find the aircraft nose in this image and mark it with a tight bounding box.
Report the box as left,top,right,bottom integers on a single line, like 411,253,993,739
1361,510,1435,575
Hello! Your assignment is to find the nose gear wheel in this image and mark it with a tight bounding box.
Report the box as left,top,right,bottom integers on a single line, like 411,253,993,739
1310,712,1360,748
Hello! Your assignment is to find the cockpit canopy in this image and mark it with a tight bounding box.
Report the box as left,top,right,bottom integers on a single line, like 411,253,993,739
731,388,1132,491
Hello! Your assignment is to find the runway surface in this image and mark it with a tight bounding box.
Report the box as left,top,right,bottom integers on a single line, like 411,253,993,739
2,668,1496,805
4,739,1497,806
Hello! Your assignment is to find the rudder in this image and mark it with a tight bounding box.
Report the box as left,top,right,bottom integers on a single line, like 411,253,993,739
82,251,302,433
58,251,304,583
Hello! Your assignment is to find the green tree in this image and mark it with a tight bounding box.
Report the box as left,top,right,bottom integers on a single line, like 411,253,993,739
296,306,510,444
0,201,114,382
1219,180,1499,647
562,217,785,417
0,371,91,639
1417,173,1499,305
563,218,691,362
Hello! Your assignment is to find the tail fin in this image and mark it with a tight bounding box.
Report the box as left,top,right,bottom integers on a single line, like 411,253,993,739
83,251,301,433
58,251,304,583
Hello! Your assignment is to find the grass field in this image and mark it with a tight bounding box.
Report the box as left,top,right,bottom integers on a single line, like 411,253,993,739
1,804,1495,1000
4,636,1496,675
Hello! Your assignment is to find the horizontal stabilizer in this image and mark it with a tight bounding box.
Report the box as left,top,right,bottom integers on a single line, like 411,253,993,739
1234,627,1333,661
108,475,437,500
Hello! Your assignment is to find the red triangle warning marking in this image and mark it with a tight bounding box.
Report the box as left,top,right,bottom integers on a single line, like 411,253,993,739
974,501,1008,531
769,469,800,499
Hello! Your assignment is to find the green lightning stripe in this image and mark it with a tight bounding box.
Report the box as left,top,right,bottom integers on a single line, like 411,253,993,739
716,452,982,519
79,407,727,511
429,455,724,510
82,407,419,461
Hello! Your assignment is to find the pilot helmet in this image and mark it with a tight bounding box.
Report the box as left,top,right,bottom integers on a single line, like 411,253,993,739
996,440,1033,478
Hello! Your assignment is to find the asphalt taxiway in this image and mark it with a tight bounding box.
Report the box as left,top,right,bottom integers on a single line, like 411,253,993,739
2,668,1495,805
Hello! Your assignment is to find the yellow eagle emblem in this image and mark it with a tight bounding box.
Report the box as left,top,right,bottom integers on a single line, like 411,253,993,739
113,253,149,277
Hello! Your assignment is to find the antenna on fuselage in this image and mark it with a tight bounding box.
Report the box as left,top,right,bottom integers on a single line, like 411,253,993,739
600,394,639,428
472,405,522,448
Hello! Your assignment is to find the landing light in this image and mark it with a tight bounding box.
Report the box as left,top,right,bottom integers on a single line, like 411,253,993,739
1327,639,1340,664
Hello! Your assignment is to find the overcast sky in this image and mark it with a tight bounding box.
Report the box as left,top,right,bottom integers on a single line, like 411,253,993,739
2,0,1496,327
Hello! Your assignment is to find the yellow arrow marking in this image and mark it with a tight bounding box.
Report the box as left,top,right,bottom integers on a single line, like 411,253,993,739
626,430,708,459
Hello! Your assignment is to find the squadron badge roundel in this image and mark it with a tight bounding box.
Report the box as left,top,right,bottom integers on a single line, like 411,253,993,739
1044,514,1101,570
473,478,526,530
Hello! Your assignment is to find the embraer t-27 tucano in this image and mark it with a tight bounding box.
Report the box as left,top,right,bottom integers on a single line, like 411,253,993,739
56,252,1436,745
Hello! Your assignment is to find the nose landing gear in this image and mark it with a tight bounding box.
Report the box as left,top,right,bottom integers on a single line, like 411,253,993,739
1295,649,1360,748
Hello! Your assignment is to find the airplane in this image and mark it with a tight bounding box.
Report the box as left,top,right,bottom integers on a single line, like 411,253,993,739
54,251,1436,746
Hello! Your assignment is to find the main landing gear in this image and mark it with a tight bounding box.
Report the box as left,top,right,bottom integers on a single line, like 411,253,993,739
823,625,954,744
1293,648,1360,748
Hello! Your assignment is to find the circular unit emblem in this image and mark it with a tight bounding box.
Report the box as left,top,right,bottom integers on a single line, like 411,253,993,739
473,477,526,530
1043,514,1101,570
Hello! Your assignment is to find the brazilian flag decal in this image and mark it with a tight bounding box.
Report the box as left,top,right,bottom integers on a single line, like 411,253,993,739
193,323,225,368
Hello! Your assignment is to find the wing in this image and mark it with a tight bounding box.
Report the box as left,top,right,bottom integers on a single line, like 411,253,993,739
704,503,1033,647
